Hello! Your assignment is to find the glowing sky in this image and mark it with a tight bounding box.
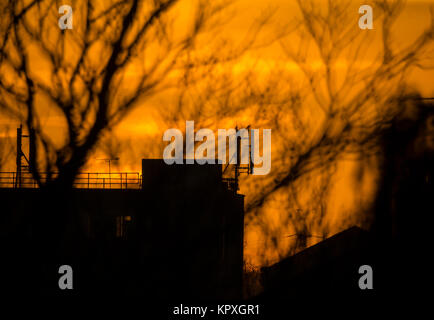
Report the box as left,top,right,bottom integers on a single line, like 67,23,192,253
1,0,434,267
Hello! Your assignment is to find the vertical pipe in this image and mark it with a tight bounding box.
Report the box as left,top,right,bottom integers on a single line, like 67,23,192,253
235,133,241,191
249,128,253,175
29,127,35,173
108,160,111,189
16,126,22,188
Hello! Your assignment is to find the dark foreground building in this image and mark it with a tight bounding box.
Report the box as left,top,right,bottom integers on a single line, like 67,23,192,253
260,227,374,299
0,159,244,298
259,99,434,301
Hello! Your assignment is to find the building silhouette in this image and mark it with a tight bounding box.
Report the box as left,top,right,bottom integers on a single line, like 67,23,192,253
1,99,432,299
0,159,244,298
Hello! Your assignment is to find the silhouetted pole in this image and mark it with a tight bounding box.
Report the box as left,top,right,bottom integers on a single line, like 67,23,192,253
96,157,119,188
29,127,35,173
15,125,22,188
235,126,241,191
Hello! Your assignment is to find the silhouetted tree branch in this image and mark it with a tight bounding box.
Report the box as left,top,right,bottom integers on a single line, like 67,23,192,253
152,0,434,263
0,0,232,188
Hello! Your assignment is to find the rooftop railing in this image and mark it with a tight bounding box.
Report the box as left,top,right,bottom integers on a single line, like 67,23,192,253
0,171,141,189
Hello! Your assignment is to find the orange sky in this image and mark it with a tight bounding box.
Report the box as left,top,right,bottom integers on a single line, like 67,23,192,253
1,0,434,267
2,1,434,153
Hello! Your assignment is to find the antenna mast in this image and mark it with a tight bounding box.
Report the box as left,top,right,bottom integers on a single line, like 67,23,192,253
15,125,33,188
